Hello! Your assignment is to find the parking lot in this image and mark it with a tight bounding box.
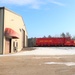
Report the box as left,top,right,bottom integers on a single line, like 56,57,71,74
0,47,75,75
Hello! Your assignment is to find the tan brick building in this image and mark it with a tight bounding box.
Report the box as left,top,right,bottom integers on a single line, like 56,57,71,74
0,7,28,54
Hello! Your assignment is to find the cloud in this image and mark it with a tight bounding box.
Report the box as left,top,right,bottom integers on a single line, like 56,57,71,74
0,0,43,9
48,0,65,6
1,0,36,5
0,0,65,9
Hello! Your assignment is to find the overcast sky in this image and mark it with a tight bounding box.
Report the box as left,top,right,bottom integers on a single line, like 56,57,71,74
0,0,75,38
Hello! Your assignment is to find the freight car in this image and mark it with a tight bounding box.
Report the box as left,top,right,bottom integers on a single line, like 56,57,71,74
35,37,75,47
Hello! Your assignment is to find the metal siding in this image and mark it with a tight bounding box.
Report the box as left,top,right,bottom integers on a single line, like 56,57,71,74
0,8,4,54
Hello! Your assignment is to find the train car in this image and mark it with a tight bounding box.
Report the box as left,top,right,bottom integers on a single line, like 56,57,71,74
64,39,75,46
36,37,75,47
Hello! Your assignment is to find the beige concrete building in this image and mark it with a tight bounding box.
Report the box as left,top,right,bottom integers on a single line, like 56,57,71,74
0,7,28,54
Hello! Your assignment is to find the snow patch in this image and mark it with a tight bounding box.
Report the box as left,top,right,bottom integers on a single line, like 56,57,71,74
13,47,75,56
44,62,75,66
1,47,75,56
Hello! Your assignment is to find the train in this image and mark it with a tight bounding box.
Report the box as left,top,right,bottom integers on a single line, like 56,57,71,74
34,37,75,47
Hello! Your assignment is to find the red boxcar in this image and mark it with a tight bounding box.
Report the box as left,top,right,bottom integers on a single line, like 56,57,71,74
64,39,75,46
36,37,75,47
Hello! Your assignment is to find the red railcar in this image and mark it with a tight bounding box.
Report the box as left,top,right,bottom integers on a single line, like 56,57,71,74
36,37,75,47
64,39,75,46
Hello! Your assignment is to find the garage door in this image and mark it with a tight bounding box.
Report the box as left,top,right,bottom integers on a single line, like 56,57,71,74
5,38,11,54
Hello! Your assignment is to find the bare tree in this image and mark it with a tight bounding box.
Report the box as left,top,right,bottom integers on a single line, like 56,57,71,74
72,36,75,40
65,32,71,38
60,32,65,37
48,35,51,38
43,36,46,38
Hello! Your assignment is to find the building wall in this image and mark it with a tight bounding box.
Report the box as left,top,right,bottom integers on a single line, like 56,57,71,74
28,38,36,47
3,8,28,54
0,8,4,54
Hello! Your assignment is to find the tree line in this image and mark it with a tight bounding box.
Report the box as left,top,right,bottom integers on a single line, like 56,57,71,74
28,32,75,47
30,32,75,39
